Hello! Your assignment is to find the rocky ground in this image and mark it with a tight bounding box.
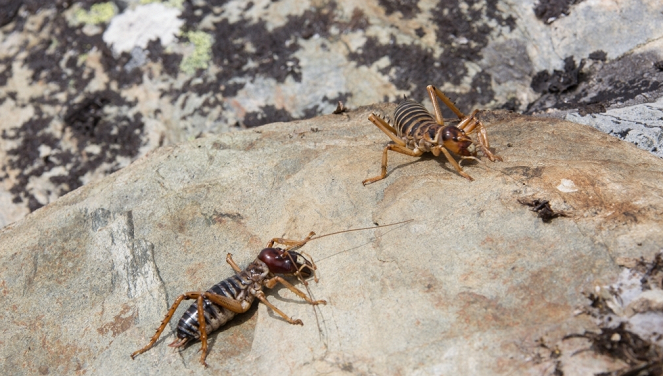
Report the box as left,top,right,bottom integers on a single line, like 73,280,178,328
0,1,662,375
1,0,662,227
1,104,662,375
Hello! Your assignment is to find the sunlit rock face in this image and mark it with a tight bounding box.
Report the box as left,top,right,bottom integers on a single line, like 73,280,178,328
0,0,662,227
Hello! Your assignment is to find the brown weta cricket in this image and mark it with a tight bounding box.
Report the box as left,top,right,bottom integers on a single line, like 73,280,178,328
362,85,503,185
130,220,412,366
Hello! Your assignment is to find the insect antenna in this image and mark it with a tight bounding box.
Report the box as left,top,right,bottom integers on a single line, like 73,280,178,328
308,219,413,242
280,219,414,284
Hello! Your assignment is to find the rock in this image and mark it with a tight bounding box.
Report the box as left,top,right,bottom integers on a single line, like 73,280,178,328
1,104,662,375
566,96,663,158
2,0,663,227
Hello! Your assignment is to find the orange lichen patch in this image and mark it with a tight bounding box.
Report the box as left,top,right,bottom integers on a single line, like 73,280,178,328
22,334,92,376
97,304,136,337
454,291,522,332
535,167,662,225
185,261,208,283
417,269,451,310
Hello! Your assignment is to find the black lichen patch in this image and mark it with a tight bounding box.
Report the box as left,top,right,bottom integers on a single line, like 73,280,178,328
530,57,584,94
146,39,182,77
0,0,22,28
243,105,295,128
349,0,514,112
527,51,663,114
378,0,421,19
169,1,369,126
64,91,144,157
1,91,144,211
589,50,608,62
500,97,520,111
0,2,162,213
0,56,12,88
1,109,59,211
533,0,584,24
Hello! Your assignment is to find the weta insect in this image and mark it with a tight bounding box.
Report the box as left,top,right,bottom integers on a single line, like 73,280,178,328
362,85,503,185
130,220,412,366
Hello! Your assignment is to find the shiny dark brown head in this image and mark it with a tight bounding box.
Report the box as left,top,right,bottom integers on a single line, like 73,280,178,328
441,126,473,156
258,247,314,279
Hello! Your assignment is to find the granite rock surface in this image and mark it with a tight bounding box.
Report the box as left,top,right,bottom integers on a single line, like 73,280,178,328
1,0,662,227
1,104,662,375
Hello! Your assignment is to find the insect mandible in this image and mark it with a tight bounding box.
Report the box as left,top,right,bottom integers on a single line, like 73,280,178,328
363,85,503,185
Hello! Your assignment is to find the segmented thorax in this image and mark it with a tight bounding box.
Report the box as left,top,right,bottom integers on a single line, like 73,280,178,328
175,260,270,340
394,99,441,152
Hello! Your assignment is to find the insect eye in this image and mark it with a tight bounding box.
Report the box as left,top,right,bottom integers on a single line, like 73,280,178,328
453,137,458,141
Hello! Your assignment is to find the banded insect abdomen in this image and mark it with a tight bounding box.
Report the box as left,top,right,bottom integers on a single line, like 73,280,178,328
394,99,441,152
394,100,439,140
175,275,252,340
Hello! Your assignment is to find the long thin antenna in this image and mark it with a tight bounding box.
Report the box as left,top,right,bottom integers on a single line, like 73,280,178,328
309,219,413,242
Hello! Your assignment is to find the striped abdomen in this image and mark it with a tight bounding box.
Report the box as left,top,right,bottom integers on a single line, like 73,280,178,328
394,99,441,145
175,274,255,340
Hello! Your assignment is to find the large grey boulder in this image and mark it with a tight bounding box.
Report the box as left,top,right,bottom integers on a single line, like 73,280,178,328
2,0,662,227
1,104,662,375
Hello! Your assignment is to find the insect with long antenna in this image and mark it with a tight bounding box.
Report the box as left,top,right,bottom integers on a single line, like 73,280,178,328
130,220,412,366
362,85,503,185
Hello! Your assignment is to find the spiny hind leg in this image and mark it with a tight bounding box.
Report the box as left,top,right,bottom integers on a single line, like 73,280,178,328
363,144,424,185
131,292,204,361
368,113,405,146
195,296,209,367
427,85,465,120
185,291,251,366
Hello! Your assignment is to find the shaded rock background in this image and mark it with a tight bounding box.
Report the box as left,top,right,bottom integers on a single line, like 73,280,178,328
1,105,662,375
1,0,662,227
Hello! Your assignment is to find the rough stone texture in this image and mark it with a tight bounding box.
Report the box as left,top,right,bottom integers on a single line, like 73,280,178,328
1,105,662,375
1,0,662,227
566,96,663,158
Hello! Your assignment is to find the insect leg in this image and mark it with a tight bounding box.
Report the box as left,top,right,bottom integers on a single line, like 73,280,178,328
368,113,405,146
266,231,316,250
431,146,474,181
253,290,304,325
265,276,327,305
226,253,242,273
428,85,466,119
476,123,503,162
427,85,445,125
295,250,320,283
202,291,251,313
456,112,478,132
196,295,209,367
363,144,424,185
457,112,503,162
131,292,201,360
